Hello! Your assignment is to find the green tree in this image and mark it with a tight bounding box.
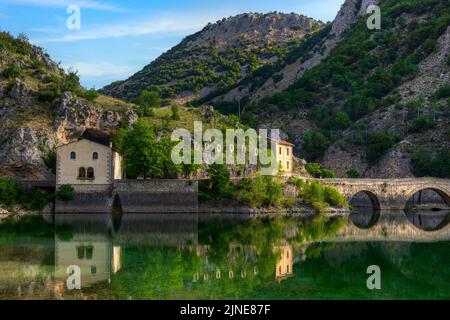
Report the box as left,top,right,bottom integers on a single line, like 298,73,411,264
171,105,181,120
410,115,436,132
136,91,161,116
0,178,19,206
119,120,162,178
206,164,234,199
116,121,181,179
83,88,99,101
323,186,348,207
435,85,450,99
181,148,202,179
411,147,450,178
303,131,330,160
41,147,57,174
332,111,351,130
306,163,336,178
4,63,22,79
63,69,81,93
347,169,362,178
158,137,182,178
56,185,75,201
366,132,397,164
237,176,284,207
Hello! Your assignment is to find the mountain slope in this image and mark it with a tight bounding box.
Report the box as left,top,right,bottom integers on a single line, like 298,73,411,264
100,12,324,104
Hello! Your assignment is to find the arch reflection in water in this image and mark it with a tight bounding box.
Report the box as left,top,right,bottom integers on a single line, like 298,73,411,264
404,188,450,231
349,191,381,229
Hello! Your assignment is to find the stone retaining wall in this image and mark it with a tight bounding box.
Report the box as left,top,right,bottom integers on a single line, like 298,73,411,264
115,180,198,213
55,185,112,213
55,180,198,214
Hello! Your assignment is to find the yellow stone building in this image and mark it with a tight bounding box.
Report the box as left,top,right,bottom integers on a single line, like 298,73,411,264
56,129,123,186
271,138,294,175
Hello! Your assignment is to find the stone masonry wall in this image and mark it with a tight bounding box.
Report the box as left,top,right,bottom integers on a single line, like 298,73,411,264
115,180,198,213
55,180,199,214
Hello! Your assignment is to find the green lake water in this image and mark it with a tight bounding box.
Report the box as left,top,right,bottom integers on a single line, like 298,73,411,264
0,210,449,300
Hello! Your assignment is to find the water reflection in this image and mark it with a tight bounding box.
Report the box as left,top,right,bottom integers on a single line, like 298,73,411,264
349,191,381,229
404,189,450,231
349,187,450,232
0,212,449,299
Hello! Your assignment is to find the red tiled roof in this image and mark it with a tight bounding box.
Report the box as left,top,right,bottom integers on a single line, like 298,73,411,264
269,138,295,147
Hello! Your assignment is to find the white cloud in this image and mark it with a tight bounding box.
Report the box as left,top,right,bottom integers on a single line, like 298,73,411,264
62,61,136,77
33,10,237,43
3,0,124,12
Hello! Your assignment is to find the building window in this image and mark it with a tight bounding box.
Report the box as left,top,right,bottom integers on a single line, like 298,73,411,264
91,266,97,275
87,167,95,179
287,161,290,170
77,246,84,259
286,148,290,156
279,146,282,155
85,246,93,259
78,167,86,179
93,152,98,160
70,151,76,160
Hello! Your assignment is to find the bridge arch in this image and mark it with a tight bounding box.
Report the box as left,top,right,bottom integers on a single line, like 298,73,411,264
348,190,381,211
404,186,450,208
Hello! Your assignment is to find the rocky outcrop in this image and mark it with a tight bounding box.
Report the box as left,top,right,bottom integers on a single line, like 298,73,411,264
0,127,54,180
31,46,59,71
9,79,30,101
54,92,137,143
186,12,322,50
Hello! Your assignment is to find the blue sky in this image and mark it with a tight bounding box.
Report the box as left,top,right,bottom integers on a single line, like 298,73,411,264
0,0,344,88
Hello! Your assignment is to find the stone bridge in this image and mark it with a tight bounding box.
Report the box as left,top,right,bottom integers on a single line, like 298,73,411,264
316,178,450,210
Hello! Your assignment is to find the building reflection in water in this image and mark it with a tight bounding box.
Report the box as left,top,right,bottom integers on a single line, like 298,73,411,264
54,233,121,289
53,214,122,297
53,213,198,295
275,244,293,281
